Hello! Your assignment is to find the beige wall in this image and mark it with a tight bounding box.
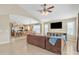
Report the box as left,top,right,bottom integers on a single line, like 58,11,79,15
41,17,77,41
0,15,10,44
49,21,67,33
41,20,67,35
39,18,77,43
41,18,77,41
48,18,76,33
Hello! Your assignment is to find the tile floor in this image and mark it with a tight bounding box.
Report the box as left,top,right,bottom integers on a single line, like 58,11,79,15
0,36,55,55
62,39,79,55
0,36,79,55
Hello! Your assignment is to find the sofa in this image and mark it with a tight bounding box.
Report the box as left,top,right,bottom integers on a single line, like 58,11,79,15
27,33,66,54
27,34,46,49
46,37,61,54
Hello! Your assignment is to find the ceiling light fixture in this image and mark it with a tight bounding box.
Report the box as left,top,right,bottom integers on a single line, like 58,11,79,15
37,4,54,16
41,11,49,16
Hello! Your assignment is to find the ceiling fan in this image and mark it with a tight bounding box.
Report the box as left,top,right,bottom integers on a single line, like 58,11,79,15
38,4,54,15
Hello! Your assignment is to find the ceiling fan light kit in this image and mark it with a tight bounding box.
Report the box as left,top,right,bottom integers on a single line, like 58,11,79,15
41,11,49,16
38,4,54,16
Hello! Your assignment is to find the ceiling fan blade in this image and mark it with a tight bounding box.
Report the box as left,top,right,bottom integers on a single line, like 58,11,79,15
48,10,52,12
47,6,54,9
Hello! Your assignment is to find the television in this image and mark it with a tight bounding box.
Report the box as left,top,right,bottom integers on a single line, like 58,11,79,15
50,22,62,29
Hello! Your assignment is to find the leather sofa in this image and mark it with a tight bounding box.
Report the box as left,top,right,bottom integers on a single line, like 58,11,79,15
46,37,61,54
27,34,46,49
27,34,62,54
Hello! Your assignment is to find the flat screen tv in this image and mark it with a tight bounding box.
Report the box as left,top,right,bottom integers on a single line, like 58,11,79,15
50,22,62,29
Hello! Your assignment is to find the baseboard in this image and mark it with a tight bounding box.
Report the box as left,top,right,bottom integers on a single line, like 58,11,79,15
0,41,10,44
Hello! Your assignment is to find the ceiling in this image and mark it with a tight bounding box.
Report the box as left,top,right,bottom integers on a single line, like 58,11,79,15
10,14,39,24
19,4,79,22
0,4,40,25
10,4,79,24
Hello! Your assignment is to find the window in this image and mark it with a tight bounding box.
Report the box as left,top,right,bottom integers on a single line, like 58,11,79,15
33,24,40,33
45,24,49,35
67,22,75,35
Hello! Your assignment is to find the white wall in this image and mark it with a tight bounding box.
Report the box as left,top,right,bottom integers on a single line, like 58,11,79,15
0,15,10,44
